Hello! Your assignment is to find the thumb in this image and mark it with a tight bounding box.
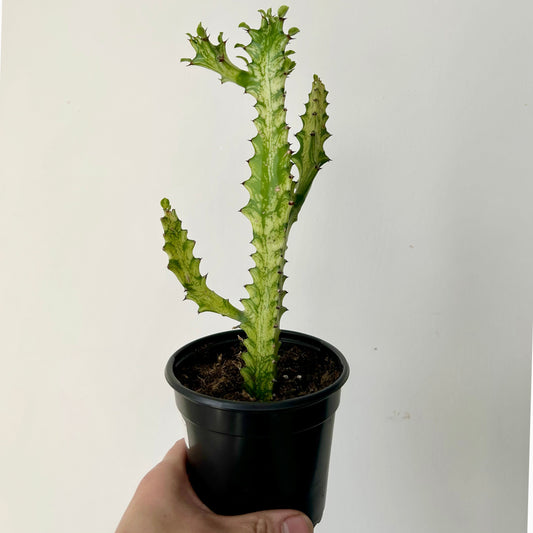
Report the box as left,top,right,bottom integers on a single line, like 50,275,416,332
219,509,314,533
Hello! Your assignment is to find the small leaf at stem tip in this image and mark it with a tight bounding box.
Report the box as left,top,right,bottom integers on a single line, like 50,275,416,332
196,23,207,38
161,198,170,210
278,5,289,18
238,22,251,30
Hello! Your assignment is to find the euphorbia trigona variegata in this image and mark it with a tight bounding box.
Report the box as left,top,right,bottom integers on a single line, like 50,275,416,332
161,6,330,400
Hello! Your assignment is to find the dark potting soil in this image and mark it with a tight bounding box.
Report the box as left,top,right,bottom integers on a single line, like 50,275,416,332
176,338,342,401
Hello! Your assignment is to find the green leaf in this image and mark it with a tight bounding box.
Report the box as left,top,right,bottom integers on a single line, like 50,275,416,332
278,5,289,18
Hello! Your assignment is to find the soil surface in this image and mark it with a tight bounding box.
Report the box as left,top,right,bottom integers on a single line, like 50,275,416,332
176,338,342,401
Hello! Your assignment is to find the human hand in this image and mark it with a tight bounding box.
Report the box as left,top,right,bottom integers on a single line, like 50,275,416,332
116,439,314,533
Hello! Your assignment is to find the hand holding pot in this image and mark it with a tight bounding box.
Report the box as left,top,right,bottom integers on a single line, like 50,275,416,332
115,439,314,533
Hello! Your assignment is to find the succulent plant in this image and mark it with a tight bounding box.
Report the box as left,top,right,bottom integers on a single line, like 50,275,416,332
161,6,330,401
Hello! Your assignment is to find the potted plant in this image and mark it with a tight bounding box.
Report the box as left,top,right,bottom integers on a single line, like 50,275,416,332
162,6,349,525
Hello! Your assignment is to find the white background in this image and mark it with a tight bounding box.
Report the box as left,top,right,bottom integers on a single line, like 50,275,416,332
1,1,532,532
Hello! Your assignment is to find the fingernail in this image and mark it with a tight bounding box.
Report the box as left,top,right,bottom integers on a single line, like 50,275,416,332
282,514,313,533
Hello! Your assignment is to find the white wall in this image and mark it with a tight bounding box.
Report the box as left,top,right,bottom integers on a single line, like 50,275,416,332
1,1,532,531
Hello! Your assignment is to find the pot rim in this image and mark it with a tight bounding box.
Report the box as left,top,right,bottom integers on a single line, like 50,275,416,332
165,329,349,412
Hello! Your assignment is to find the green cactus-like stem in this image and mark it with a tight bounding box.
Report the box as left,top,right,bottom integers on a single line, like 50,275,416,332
161,7,330,400
237,9,296,400
290,75,331,228
161,198,245,322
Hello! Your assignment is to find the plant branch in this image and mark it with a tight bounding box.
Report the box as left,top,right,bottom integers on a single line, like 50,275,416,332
181,24,251,88
290,75,331,227
161,199,244,322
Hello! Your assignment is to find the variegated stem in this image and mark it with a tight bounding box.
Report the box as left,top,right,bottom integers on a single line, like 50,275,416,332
237,9,296,400
161,199,244,322
290,75,331,228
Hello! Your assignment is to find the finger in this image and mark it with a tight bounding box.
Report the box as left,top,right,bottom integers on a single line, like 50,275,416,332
132,439,209,513
161,438,187,472
217,509,314,533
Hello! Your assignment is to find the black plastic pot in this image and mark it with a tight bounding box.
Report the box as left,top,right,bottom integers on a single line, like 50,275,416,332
165,329,349,525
